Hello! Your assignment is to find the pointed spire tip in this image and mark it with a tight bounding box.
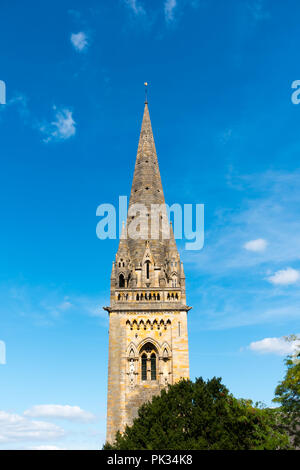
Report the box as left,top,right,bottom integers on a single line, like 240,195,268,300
144,82,148,104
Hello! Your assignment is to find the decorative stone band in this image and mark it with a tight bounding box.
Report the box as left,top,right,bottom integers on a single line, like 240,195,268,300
103,306,192,313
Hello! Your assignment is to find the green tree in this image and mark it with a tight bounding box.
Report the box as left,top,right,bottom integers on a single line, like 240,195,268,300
273,335,300,448
103,377,290,450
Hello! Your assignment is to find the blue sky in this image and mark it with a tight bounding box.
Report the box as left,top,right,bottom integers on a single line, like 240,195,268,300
0,0,300,449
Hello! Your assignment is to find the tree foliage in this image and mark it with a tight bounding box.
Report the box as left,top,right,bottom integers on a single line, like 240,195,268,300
273,335,300,447
103,377,290,450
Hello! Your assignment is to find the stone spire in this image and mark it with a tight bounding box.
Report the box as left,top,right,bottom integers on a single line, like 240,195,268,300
126,103,169,267
116,222,129,258
105,93,191,446
128,103,166,208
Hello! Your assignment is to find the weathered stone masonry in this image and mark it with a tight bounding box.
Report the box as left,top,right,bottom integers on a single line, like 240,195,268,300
105,101,191,444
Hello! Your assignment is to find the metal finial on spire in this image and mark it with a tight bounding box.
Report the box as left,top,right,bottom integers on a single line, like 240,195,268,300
144,82,148,104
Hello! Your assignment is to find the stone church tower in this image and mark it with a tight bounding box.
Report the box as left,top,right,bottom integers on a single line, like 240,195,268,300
105,99,191,444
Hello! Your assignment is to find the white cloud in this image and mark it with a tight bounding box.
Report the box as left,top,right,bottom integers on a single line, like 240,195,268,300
2,95,75,144
249,336,300,356
244,238,267,252
70,32,89,52
0,411,64,443
124,0,145,16
24,405,95,422
164,0,177,22
267,267,300,286
40,107,76,143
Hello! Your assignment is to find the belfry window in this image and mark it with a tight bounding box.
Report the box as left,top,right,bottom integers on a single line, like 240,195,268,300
141,354,147,381
151,353,156,380
119,273,125,288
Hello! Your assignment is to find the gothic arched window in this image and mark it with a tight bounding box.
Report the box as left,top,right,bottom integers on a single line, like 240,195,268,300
141,354,147,381
140,342,158,382
151,353,156,380
145,260,150,279
119,274,125,288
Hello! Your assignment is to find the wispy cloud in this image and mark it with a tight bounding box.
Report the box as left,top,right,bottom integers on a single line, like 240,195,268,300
248,336,300,356
0,93,30,122
183,169,300,330
0,282,107,328
30,445,66,450
28,444,67,450
1,95,76,145
247,0,270,22
267,267,300,286
0,411,64,443
0,340,6,365
124,0,145,16
68,9,81,21
244,238,267,253
188,281,300,330
70,32,89,52
164,0,177,23
24,405,95,422
185,169,300,274
39,107,76,143
122,0,200,27
219,128,233,144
